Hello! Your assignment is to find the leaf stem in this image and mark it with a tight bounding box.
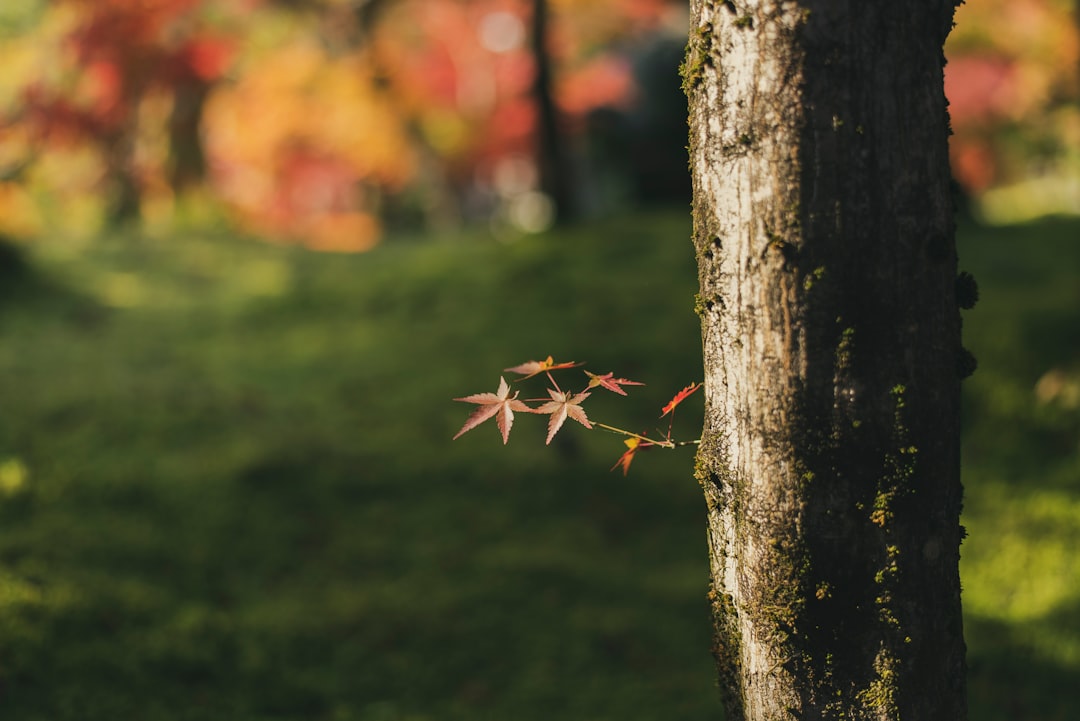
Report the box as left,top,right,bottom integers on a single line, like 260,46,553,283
595,423,675,449
545,370,563,394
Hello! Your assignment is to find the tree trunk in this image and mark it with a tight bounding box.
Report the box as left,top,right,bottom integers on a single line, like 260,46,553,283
106,126,142,225
684,2,968,719
530,0,575,224
168,79,210,193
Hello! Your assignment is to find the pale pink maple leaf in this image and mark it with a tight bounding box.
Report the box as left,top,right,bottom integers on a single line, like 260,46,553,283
584,370,645,396
534,389,592,444
453,376,532,444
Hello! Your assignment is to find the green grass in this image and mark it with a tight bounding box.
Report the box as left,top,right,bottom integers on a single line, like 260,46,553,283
957,217,1080,721
0,212,1077,720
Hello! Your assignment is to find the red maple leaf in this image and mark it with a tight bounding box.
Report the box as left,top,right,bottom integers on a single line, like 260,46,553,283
453,376,533,444
660,382,702,417
584,370,645,396
504,355,582,380
534,389,592,444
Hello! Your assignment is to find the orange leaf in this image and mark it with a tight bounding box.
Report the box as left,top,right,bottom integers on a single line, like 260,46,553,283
610,436,654,476
660,382,702,418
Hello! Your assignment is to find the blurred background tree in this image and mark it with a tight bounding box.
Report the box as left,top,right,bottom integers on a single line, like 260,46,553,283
947,0,1080,221
2,0,1073,246
1,0,240,226
0,0,693,247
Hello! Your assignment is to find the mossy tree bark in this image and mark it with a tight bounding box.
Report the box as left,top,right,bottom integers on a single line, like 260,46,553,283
684,1,968,718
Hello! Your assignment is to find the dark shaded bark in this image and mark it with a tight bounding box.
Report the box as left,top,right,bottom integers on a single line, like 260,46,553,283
684,1,968,718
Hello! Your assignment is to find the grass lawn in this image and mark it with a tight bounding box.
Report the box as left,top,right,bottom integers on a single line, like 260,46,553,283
0,212,1077,720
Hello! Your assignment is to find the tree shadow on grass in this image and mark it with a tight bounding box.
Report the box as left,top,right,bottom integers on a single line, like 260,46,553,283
0,235,106,329
0,237,48,306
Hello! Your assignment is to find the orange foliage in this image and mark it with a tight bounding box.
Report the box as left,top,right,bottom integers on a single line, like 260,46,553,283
8,0,239,229
203,39,415,247
5,0,687,243
10,0,1072,240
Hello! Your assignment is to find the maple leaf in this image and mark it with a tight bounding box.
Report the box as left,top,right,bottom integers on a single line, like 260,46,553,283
504,355,583,380
660,382,702,417
584,370,645,396
534,389,593,444
453,376,532,444
611,436,645,476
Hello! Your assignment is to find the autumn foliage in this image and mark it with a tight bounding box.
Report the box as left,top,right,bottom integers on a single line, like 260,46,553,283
10,0,236,223
453,357,701,474
945,0,1080,210
0,0,1074,241
0,0,683,243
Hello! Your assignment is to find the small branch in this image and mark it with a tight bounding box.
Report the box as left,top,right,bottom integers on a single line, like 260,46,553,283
595,423,675,449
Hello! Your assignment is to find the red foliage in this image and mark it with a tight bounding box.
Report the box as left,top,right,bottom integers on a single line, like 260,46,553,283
20,0,234,149
945,56,1019,128
9,0,688,238
660,383,702,418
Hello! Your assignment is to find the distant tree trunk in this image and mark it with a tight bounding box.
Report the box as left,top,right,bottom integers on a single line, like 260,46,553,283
105,126,141,225
530,0,574,224
685,2,968,718
168,79,210,192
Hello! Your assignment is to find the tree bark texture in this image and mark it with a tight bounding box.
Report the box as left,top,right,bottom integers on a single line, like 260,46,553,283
684,2,968,719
